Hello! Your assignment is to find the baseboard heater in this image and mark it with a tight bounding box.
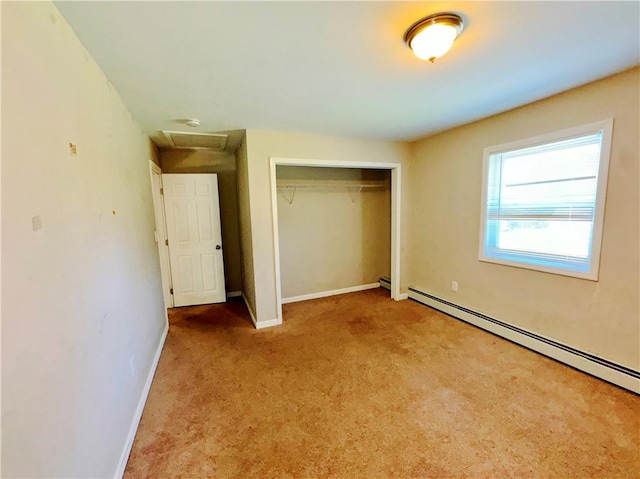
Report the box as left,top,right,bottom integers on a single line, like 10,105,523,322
380,277,391,291
408,286,640,394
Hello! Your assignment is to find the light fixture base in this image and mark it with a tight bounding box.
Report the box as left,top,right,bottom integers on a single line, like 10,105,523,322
404,12,464,62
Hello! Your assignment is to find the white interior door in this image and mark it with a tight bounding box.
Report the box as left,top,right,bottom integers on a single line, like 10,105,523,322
162,173,226,306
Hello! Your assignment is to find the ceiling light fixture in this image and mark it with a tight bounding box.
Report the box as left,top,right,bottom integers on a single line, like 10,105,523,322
404,13,464,63
185,118,200,127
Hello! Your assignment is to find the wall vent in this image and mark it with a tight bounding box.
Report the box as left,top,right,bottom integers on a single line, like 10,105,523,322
162,130,228,150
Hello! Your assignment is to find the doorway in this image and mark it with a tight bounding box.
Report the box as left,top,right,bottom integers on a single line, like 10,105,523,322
269,157,402,323
162,173,227,306
149,161,173,308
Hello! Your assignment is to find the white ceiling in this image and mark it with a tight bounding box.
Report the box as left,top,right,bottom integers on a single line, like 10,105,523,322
55,1,639,144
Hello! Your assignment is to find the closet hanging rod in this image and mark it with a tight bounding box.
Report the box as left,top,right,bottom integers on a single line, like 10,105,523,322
276,184,386,188
276,180,389,205
276,180,389,189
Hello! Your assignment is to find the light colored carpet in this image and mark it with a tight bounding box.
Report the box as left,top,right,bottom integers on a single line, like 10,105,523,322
124,288,639,478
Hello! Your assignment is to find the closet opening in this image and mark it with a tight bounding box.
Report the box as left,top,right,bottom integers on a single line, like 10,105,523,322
269,157,402,323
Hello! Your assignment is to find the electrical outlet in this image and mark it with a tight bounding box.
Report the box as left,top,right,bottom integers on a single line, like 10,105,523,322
32,215,42,231
451,281,459,292
130,356,135,377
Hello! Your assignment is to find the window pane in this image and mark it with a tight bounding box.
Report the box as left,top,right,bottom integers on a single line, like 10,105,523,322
500,177,597,213
491,136,601,217
496,219,593,258
481,122,611,279
501,138,601,186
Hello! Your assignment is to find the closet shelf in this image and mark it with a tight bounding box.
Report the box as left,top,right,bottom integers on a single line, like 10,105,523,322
276,179,389,204
276,179,389,189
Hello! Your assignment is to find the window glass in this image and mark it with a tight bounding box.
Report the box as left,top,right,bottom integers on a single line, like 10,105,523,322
480,120,612,280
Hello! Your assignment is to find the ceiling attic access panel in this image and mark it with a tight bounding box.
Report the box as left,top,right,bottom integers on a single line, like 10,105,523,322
162,131,228,151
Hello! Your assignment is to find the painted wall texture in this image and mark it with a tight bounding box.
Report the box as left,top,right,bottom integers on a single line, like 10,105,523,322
2,2,166,477
235,134,257,318
408,67,639,370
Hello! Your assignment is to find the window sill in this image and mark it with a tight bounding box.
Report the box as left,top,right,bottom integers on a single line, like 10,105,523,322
478,255,599,281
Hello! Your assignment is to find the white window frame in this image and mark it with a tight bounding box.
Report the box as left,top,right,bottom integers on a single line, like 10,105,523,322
478,119,614,281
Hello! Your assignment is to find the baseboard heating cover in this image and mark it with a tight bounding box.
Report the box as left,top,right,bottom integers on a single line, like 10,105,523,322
408,287,640,394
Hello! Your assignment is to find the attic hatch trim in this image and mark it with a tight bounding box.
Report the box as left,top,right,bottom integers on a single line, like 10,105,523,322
161,130,229,151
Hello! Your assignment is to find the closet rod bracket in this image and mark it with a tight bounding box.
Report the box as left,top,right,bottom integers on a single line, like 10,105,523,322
347,185,363,203
280,186,297,205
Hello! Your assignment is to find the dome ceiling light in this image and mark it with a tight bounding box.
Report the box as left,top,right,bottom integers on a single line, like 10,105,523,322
404,13,464,63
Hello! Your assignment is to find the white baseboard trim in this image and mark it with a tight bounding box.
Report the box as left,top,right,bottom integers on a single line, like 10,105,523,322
408,287,640,394
226,291,242,299
380,277,407,301
255,318,283,329
242,293,258,327
114,322,169,478
242,294,281,329
282,282,380,304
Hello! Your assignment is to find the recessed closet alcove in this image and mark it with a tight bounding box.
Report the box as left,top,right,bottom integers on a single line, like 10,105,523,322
275,165,391,303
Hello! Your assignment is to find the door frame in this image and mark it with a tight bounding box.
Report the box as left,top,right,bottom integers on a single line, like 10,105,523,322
269,157,403,323
149,161,174,308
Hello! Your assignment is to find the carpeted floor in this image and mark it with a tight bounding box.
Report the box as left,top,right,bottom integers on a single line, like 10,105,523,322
124,288,639,478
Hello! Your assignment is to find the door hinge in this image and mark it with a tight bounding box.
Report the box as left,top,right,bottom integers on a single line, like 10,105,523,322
165,239,169,246
160,187,164,195
170,288,173,295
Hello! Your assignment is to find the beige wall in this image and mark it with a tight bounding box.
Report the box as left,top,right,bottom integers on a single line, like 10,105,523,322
160,150,242,293
245,129,411,323
276,167,391,298
408,68,639,369
235,134,257,317
2,2,166,477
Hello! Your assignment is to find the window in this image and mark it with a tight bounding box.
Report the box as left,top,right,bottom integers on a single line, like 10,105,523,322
479,119,613,280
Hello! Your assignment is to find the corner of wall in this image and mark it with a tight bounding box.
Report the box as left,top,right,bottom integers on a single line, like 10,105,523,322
235,132,258,318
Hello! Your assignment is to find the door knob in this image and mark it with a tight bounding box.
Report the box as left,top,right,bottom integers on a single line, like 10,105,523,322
216,245,221,250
